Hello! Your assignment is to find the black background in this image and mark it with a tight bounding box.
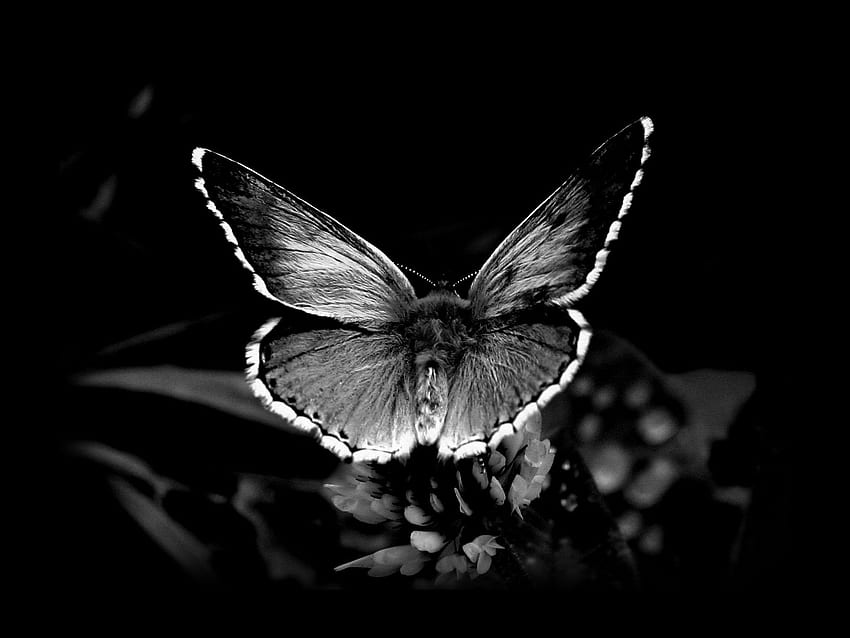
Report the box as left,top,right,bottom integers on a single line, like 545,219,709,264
53,51,779,374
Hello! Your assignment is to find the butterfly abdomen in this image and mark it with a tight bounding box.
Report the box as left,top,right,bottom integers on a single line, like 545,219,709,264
414,363,447,446
405,291,475,447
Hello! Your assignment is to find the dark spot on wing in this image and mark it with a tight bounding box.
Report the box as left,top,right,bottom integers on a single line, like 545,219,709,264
551,207,568,226
522,285,553,307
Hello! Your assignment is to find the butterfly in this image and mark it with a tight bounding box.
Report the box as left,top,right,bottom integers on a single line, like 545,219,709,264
192,117,653,464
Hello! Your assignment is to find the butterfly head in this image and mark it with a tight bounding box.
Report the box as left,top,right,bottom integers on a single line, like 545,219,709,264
431,277,462,298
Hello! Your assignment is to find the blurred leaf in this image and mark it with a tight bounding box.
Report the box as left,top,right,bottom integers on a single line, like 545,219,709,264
108,476,220,586
233,476,318,586
74,365,300,433
561,330,757,481
79,174,117,222
67,440,186,497
127,84,154,119
550,331,757,588
96,313,228,356
667,369,756,469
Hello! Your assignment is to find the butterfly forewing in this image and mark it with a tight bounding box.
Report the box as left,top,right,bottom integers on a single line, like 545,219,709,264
193,149,416,329
467,117,652,320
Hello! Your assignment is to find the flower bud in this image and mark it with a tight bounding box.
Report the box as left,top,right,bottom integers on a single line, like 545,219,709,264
404,504,432,526
489,477,506,506
410,530,447,553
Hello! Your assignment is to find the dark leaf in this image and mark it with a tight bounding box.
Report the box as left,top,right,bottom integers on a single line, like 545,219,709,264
73,365,299,433
108,476,220,586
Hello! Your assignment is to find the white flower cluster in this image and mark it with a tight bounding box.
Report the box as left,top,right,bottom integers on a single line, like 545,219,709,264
328,416,557,585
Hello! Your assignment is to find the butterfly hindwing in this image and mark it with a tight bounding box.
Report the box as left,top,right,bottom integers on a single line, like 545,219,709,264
258,318,417,461
193,148,416,329
440,312,584,456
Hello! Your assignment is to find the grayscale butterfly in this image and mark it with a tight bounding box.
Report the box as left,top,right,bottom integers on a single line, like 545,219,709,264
192,117,653,463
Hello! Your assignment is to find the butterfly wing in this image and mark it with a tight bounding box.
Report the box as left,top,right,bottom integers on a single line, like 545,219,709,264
193,149,418,461
440,117,653,457
192,148,416,329
468,117,653,320
439,312,590,458
246,316,417,462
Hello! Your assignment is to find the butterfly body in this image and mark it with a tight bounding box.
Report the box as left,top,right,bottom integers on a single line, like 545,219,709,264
406,289,471,446
193,116,653,463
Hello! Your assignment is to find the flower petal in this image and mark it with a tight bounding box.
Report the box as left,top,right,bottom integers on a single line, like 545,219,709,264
476,551,492,575
498,430,524,465
454,487,473,516
374,544,421,565
367,564,399,577
509,475,528,505
462,541,481,563
334,554,375,571
351,500,388,524
404,505,432,526
400,560,426,576
435,555,456,574
525,480,543,502
537,448,556,477
332,495,357,512
410,531,447,553
478,535,504,556
523,409,543,436
381,493,403,510
488,450,507,475
429,492,445,514
371,498,403,521
471,534,496,547
489,477,506,506
524,440,547,466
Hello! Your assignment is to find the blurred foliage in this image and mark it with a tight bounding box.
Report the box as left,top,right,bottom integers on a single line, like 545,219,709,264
60,318,757,593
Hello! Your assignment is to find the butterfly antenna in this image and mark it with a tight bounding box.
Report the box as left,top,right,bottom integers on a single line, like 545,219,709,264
397,262,436,288
451,270,478,289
